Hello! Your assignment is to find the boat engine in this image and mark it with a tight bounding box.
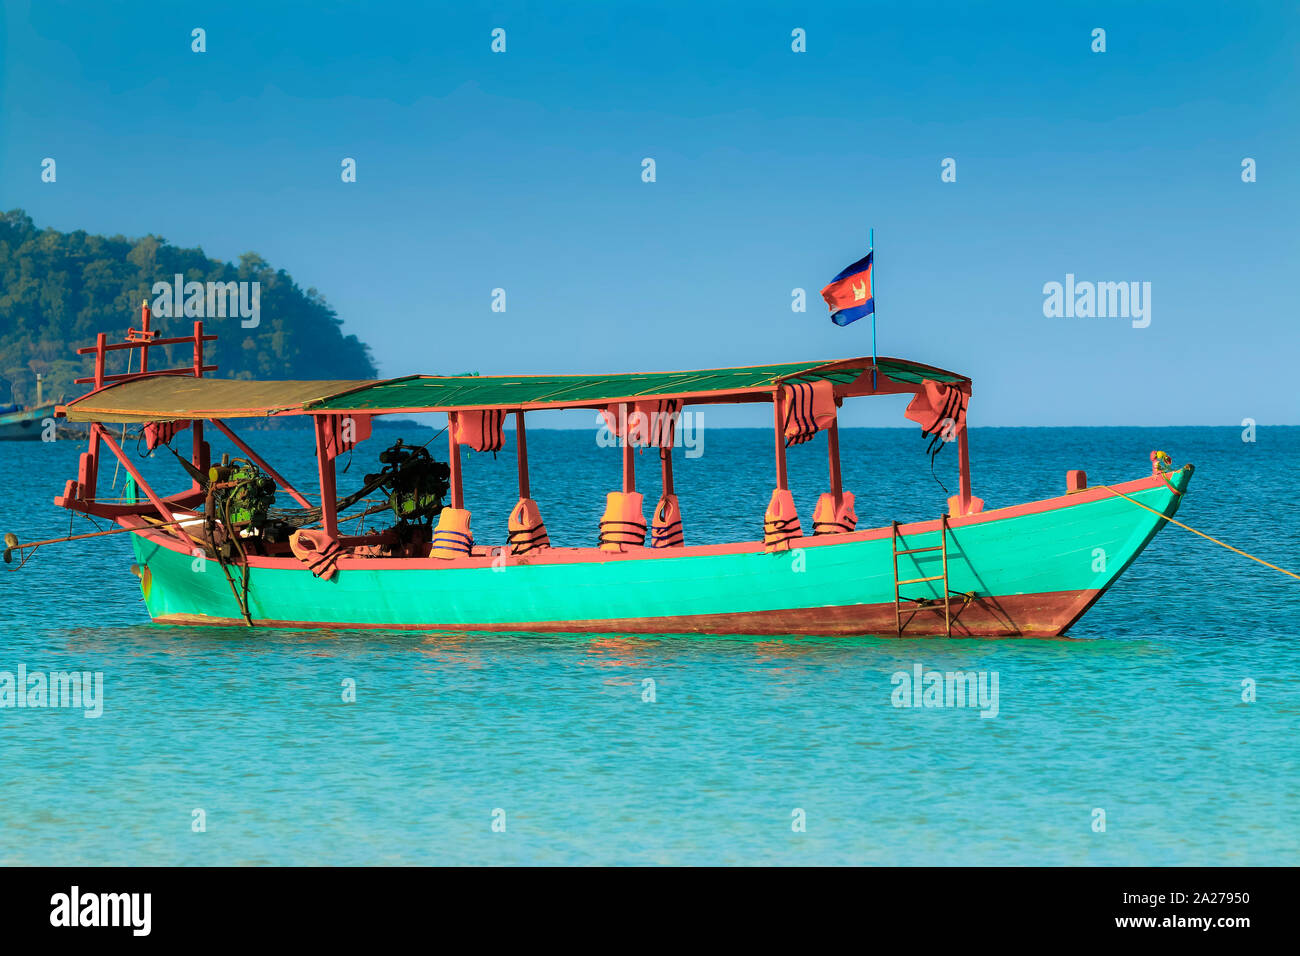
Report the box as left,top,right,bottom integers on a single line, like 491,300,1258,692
366,440,450,531
209,458,277,533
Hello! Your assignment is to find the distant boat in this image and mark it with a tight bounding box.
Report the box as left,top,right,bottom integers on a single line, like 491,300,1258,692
20,304,1195,638
0,403,57,440
0,372,56,441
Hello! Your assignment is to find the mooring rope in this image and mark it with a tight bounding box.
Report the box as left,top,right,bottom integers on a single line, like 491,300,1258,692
1101,484,1300,582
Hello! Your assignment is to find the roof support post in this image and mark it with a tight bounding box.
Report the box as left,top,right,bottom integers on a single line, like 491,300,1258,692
514,410,530,500
212,418,311,508
621,403,635,494
191,420,206,494
660,444,674,496
957,423,973,515
448,412,464,509
826,412,843,505
772,389,788,490
313,416,339,538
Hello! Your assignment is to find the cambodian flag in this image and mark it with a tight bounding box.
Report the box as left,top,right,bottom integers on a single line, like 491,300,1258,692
820,251,874,327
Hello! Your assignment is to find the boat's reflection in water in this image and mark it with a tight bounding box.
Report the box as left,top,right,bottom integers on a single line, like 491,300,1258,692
45,621,1167,706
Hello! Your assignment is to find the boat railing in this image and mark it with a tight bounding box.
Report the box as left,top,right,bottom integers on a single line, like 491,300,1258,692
71,300,216,393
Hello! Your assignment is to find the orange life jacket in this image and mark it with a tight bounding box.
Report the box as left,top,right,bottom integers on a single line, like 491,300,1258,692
289,528,344,580
452,409,505,453
812,491,858,535
763,489,802,551
430,507,473,559
903,379,968,456
782,380,837,446
318,413,373,461
507,498,550,555
601,400,681,447
598,491,646,551
650,493,684,548
143,419,190,451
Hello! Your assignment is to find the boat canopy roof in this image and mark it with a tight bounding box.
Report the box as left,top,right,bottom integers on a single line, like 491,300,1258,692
62,356,970,423
62,377,376,424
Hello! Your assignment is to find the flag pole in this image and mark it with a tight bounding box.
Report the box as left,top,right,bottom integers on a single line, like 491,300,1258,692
870,228,877,389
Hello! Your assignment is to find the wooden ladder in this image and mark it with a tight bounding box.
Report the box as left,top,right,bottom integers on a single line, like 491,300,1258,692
892,514,953,637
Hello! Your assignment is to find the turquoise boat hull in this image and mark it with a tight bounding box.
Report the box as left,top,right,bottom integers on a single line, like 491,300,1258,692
127,465,1193,637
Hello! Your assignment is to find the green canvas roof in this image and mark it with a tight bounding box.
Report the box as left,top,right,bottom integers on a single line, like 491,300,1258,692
60,357,969,422
309,357,968,414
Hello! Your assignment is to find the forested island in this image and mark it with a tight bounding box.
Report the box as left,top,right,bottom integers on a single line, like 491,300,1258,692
0,209,377,407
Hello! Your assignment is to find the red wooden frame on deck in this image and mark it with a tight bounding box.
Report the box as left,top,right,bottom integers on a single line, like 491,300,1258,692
54,309,217,534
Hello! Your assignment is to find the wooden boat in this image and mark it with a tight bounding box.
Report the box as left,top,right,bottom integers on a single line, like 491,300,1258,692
0,375,56,441
0,403,57,440
34,307,1193,638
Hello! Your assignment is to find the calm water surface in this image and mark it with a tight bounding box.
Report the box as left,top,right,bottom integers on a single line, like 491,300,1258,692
0,425,1296,864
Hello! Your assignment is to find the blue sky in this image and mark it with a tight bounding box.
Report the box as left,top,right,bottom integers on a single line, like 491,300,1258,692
2,0,1296,425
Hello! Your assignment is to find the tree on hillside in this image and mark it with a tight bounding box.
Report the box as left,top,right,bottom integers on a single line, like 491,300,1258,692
0,209,377,405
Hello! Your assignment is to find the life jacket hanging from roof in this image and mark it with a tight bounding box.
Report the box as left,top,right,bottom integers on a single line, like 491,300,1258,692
599,491,646,551
507,498,550,555
599,399,675,551
781,380,837,446
903,379,968,460
600,399,681,447
319,413,373,460
651,415,685,548
430,507,473,559
650,492,684,548
645,399,681,448
763,488,802,551
143,419,190,451
452,408,506,454
812,491,858,535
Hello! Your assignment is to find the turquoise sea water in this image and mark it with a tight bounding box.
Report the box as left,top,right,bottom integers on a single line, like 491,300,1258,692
0,425,1297,865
